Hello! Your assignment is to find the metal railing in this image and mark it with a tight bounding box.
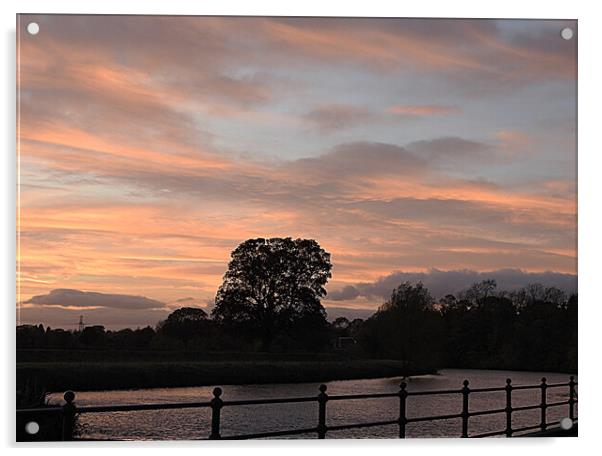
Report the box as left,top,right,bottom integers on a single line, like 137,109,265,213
17,376,577,440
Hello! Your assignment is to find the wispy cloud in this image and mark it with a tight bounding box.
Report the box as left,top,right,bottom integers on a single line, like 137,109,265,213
17,15,576,327
303,104,375,132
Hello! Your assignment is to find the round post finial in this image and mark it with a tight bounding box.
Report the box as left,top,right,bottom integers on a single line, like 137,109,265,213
463,379,469,388
319,384,327,393
213,387,222,398
63,390,75,403
400,381,407,390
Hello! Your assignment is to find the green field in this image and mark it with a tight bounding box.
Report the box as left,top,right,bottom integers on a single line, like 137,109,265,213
17,355,434,392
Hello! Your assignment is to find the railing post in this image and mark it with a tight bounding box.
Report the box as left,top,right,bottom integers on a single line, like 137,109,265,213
209,387,223,439
540,377,547,431
461,380,470,438
317,384,328,439
568,375,576,420
61,390,76,441
398,381,407,438
505,378,513,437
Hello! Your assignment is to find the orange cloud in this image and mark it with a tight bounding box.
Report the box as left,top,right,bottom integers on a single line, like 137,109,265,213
260,19,495,73
16,16,576,327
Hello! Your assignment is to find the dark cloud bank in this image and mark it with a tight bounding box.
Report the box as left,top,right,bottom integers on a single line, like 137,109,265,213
20,290,215,329
22,289,171,329
327,268,577,302
26,289,165,310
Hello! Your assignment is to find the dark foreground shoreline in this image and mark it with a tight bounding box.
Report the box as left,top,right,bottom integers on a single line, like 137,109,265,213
17,359,435,392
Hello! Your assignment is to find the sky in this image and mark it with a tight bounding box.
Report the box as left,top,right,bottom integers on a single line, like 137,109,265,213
17,15,577,329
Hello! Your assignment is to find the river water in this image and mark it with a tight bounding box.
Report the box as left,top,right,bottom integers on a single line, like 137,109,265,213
50,369,577,440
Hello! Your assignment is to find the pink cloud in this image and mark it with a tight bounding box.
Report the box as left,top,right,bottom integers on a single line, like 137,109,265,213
16,16,576,327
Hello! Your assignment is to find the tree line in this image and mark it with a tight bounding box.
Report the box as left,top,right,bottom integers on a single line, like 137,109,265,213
358,280,577,372
17,238,577,372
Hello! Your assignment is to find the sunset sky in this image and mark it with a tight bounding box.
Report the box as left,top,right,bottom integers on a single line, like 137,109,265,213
17,15,577,328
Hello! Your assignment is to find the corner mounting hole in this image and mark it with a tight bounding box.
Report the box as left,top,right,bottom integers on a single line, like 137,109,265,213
25,421,40,435
27,22,40,35
559,417,573,430
561,27,574,40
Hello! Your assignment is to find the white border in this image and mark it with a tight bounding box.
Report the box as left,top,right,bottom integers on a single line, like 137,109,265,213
2,1,601,454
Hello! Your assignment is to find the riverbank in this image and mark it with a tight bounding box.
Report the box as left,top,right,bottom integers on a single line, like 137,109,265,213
17,359,436,392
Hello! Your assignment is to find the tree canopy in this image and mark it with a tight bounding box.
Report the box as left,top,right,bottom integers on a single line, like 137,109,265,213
212,237,332,349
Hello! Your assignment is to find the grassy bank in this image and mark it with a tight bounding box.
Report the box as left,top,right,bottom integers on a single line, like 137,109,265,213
16,348,345,363
17,359,435,392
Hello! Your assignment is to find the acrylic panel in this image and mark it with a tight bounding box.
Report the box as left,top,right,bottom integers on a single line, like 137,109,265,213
16,15,577,441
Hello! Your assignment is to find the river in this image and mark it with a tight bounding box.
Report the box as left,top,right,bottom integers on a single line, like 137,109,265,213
50,369,577,440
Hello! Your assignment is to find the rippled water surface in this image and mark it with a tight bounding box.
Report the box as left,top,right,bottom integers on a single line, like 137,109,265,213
50,369,576,440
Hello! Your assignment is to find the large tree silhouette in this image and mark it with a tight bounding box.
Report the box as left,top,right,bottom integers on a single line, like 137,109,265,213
212,237,332,349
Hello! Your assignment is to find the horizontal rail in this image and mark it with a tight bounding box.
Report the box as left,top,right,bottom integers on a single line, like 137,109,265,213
512,404,542,412
469,386,507,393
471,419,576,438
545,382,573,388
16,407,63,415
475,421,571,439
328,392,398,401
77,401,212,413
222,396,316,406
407,389,461,396
510,382,576,391
511,423,543,434
221,427,317,440
406,412,463,423
327,419,399,432
57,397,575,415
509,385,541,391
472,429,508,438
547,400,570,408
469,407,506,417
